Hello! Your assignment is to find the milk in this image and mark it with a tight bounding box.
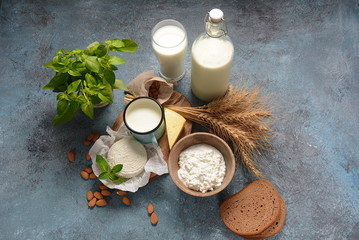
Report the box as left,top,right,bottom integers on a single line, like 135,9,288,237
152,25,187,81
191,37,234,102
125,99,162,133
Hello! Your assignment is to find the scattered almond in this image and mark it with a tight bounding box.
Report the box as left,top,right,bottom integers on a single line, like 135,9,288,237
87,190,94,201
99,184,108,190
150,212,158,225
83,139,92,146
122,196,131,206
86,133,94,141
88,198,96,208
101,190,111,196
86,150,91,161
89,173,97,179
96,199,107,207
80,171,89,180
94,191,104,200
67,151,75,162
116,190,127,196
92,134,100,142
147,203,154,214
84,167,93,174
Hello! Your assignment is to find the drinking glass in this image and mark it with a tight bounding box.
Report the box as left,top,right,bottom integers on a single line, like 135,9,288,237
151,19,188,83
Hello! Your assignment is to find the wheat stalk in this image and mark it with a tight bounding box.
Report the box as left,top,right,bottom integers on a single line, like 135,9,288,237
167,86,273,177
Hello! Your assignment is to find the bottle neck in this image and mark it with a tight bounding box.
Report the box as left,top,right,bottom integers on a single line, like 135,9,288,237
205,18,227,38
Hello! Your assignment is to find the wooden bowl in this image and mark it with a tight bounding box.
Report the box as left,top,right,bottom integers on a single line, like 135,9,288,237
168,132,236,197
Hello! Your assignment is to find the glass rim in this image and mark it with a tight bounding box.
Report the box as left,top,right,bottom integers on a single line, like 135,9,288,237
151,19,187,49
123,96,164,135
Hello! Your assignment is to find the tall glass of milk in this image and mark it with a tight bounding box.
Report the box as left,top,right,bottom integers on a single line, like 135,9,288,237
191,9,234,102
152,19,188,83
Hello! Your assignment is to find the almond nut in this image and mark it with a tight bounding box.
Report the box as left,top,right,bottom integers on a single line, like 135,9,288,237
150,212,158,225
80,171,89,180
96,199,107,207
88,198,96,208
87,190,94,201
116,190,127,196
84,167,93,174
86,150,91,161
94,191,103,200
99,184,108,190
147,203,154,214
92,134,100,142
122,196,131,206
89,173,97,179
67,151,75,162
101,190,111,196
86,133,94,141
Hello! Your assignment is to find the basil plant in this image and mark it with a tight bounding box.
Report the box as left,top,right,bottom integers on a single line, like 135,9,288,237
43,38,138,126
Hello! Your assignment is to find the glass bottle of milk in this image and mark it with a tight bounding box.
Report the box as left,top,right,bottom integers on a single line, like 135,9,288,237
191,9,234,102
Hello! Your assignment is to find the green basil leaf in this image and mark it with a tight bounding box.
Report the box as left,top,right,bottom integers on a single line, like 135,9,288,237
81,100,94,119
84,41,100,55
111,39,125,48
75,94,86,105
103,69,115,85
111,164,123,174
88,86,100,96
119,39,138,52
46,62,69,73
70,62,87,74
44,60,54,68
53,85,67,92
108,174,126,182
85,73,97,86
53,101,79,126
86,41,100,49
90,95,102,104
57,99,68,115
113,80,128,91
96,155,110,172
56,93,69,101
67,80,82,92
43,73,69,89
99,172,110,180
68,70,82,77
98,84,113,103
108,56,125,65
95,44,107,58
85,56,101,73
52,55,60,63
98,93,112,103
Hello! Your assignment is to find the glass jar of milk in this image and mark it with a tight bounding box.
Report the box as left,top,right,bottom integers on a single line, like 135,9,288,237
191,9,234,102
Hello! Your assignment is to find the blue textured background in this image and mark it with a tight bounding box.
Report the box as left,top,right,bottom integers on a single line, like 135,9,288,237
0,0,358,239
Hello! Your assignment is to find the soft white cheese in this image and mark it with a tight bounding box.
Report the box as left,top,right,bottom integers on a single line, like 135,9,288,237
177,144,226,193
107,136,147,179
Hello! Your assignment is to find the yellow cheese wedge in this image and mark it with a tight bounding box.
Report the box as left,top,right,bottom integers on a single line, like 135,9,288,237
164,108,186,149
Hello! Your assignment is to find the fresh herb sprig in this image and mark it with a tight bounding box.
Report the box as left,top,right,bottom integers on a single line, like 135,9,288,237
96,155,126,182
43,38,138,126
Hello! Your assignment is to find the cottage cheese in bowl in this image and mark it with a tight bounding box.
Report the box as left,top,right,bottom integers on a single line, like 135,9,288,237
177,144,226,193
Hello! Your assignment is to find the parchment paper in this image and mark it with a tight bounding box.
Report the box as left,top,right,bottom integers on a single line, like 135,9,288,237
89,124,168,192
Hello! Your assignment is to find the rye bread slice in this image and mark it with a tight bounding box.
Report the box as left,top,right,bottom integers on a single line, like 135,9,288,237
243,194,286,239
220,179,281,236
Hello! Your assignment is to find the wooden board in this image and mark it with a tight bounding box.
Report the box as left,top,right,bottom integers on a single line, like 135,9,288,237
112,91,193,180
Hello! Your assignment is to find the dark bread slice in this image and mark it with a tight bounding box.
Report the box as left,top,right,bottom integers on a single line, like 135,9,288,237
243,194,286,239
220,179,281,236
